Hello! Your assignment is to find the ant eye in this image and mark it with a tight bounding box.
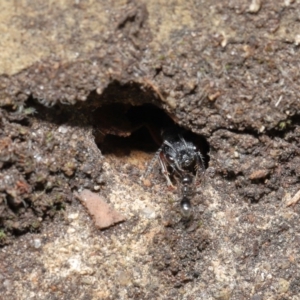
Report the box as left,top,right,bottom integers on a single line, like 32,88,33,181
184,159,192,167
167,155,174,162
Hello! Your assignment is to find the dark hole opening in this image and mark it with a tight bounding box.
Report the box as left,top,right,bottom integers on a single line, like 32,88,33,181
93,103,210,168
96,126,158,155
27,81,210,167
27,82,300,147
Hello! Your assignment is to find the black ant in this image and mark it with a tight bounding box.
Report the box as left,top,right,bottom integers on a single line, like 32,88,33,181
143,127,205,218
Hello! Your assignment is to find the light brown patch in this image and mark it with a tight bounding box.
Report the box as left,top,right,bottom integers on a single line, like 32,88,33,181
76,189,125,229
249,169,269,180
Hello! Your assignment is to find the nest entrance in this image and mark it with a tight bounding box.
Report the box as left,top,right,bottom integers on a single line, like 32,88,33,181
92,101,210,167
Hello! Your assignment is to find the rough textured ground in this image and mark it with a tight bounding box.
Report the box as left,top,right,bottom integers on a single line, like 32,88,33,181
1,0,300,299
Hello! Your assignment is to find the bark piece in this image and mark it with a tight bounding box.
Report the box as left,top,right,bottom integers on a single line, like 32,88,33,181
249,169,269,180
76,189,125,229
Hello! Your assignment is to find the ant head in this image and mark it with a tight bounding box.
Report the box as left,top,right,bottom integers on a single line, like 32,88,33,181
179,150,196,169
163,143,197,174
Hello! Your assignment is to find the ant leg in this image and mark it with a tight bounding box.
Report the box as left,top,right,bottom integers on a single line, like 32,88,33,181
158,152,174,188
195,151,206,188
142,146,162,180
196,151,205,173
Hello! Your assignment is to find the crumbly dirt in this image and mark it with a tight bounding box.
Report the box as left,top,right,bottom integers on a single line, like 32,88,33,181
1,0,300,299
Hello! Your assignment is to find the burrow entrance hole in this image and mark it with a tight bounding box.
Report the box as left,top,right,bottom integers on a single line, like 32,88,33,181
93,102,210,166
30,81,210,166
90,82,210,166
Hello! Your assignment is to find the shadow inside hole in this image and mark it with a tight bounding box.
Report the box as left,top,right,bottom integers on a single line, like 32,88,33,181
93,103,210,167
27,82,210,166
93,103,174,155
98,127,159,155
